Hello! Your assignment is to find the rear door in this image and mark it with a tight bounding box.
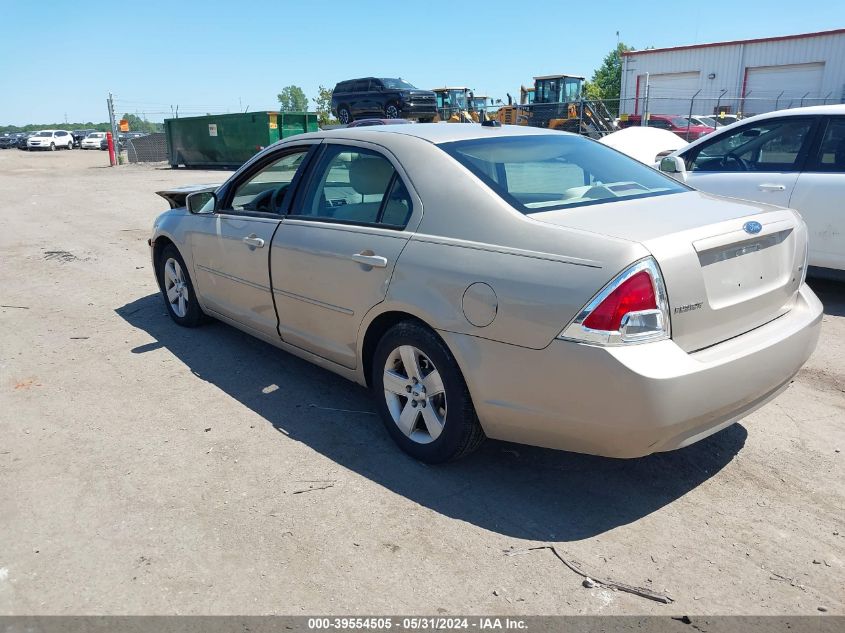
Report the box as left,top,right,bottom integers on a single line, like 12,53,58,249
189,144,316,338
789,116,845,270
682,116,819,208
271,141,419,369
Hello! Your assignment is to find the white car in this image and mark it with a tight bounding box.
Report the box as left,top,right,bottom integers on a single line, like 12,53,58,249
81,132,106,150
27,130,73,151
659,105,845,275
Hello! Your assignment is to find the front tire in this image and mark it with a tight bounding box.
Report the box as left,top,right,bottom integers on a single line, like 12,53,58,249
49,142,56,151
371,321,485,463
385,102,400,119
156,244,205,327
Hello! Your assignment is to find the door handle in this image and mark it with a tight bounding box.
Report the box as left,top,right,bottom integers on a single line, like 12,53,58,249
242,235,265,248
758,183,786,192
351,253,388,268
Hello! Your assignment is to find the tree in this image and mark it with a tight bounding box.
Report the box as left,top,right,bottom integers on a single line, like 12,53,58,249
312,85,338,126
120,113,161,134
587,42,633,116
277,85,308,112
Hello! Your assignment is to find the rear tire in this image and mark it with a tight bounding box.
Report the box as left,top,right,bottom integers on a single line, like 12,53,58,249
371,321,485,463
338,106,351,124
156,244,205,327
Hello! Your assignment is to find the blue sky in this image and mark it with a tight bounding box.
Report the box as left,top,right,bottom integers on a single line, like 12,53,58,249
1,0,843,125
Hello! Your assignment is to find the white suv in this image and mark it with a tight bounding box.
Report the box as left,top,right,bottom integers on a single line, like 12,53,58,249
659,105,845,276
27,130,74,151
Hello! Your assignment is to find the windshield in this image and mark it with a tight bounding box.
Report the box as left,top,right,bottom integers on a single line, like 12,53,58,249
36,131,53,137
669,117,694,128
696,116,717,127
440,135,687,214
381,78,417,90
88,132,105,138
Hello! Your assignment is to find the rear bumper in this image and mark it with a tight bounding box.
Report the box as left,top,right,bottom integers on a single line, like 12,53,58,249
441,284,823,458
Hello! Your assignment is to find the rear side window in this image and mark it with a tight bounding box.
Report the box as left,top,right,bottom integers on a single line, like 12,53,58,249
810,118,845,172
293,145,412,228
335,81,352,93
690,118,815,172
440,134,687,214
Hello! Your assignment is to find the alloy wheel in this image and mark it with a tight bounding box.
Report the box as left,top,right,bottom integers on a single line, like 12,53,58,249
385,104,399,119
383,345,447,444
163,257,189,318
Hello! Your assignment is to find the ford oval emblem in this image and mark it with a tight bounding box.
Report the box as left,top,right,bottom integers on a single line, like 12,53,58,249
743,221,763,235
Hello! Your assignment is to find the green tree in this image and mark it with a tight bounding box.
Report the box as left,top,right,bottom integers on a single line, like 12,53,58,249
312,85,338,126
120,114,162,133
587,42,633,115
277,85,308,112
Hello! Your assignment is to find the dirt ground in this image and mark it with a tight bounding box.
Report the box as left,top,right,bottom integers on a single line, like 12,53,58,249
0,148,843,615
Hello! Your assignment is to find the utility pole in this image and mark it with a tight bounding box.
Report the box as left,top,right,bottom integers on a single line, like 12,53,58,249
106,93,119,166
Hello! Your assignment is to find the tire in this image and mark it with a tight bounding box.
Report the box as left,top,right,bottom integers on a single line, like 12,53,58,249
49,142,56,151
67,142,73,150
156,244,205,327
371,321,485,463
385,102,400,119
338,106,351,125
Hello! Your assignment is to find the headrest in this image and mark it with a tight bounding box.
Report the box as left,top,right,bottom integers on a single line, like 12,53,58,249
349,157,394,195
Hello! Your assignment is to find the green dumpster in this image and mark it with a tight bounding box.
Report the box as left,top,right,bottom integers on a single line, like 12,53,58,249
164,111,319,168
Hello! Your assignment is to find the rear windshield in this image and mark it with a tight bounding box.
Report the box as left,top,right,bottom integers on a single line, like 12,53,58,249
439,134,688,214
381,78,417,90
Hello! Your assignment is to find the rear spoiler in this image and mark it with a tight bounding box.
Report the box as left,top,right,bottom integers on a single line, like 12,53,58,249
155,184,220,210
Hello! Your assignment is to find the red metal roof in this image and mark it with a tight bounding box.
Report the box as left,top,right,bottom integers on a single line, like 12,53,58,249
621,28,845,56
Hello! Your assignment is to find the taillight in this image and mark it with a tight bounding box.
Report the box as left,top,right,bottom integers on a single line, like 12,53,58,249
559,257,670,346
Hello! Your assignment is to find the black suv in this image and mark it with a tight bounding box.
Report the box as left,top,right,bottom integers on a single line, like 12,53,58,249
331,78,436,124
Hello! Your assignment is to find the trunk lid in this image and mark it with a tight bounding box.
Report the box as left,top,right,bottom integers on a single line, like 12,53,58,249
533,191,807,352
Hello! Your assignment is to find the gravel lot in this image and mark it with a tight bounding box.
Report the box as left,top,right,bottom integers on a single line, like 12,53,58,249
0,148,843,615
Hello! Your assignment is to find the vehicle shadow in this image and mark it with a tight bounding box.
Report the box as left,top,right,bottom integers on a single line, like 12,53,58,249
116,294,747,542
808,277,844,317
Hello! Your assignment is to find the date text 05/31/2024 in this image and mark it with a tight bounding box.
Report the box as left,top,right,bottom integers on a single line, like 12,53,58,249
307,617,528,630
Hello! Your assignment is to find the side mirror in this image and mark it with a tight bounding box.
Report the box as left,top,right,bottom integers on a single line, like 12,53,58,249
186,190,216,214
659,155,688,182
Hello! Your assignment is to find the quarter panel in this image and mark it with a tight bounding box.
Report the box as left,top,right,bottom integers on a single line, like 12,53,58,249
388,238,644,350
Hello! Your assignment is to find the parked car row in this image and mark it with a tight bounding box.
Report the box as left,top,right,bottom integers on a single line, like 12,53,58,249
0,130,150,151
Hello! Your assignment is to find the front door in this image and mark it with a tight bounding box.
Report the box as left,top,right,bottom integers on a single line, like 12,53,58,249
271,142,418,368
190,146,314,338
682,116,818,208
789,116,845,270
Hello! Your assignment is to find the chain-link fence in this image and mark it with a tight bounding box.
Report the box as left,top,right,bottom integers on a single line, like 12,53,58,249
126,133,168,164
607,92,842,121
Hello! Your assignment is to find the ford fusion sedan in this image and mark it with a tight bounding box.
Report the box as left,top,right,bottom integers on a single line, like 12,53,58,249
149,124,821,463
27,130,73,150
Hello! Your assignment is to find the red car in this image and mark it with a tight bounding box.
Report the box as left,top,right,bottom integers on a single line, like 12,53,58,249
619,114,714,141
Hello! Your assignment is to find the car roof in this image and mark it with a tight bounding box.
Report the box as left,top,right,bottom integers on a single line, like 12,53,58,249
748,104,845,117
291,122,558,145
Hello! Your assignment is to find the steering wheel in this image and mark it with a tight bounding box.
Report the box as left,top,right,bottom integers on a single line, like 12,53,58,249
244,185,289,212
721,152,749,171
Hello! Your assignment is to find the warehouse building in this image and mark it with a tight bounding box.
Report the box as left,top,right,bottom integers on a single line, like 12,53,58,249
619,28,845,118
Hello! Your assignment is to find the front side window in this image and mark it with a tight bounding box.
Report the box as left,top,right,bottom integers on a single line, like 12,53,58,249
689,118,814,172
227,149,310,213
381,78,417,90
293,146,412,227
440,134,687,214
811,118,845,172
